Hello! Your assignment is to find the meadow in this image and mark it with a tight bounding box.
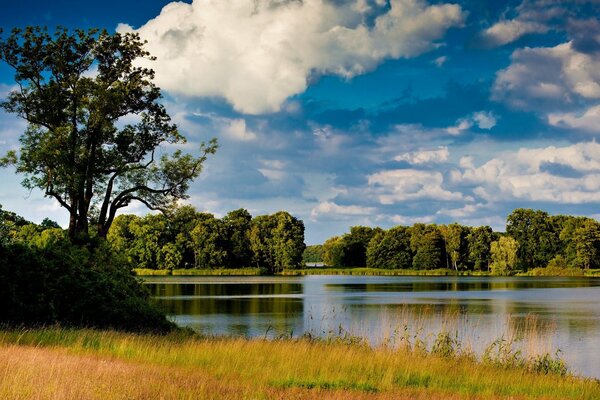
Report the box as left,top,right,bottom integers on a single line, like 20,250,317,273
0,327,598,399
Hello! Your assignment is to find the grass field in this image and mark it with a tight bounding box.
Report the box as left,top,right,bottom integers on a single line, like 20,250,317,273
0,328,598,399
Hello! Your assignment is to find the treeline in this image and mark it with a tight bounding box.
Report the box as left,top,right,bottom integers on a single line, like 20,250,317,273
311,209,600,274
107,206,306,273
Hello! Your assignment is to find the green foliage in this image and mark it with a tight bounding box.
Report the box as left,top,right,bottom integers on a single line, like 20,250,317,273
572,219,600,269
0,27,216,241
107,206,305,272
410,225,446,270
303,244,324,263
192,215,228,269
223,209,252,268
440,223,470,270
339,226,380,268
0,235,173,332
322,236,344,267
366,226,412,269
506,209,560,269
467,226,494,271
249,212,305,274
490,236,519,275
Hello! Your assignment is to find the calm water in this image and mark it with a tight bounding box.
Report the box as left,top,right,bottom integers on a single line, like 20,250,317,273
144,275,600,378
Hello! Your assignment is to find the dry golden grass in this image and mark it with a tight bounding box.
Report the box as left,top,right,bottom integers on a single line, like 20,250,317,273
0,329,598,400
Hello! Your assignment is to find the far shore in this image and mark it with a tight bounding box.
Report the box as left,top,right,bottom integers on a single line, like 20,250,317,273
134,266,600,277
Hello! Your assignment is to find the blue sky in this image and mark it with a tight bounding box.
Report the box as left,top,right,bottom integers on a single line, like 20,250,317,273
2,0,600,244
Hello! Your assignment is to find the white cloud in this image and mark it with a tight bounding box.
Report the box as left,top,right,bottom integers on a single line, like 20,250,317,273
394,146,449,164
447,111,496,135
453,141,600,203
447,118,472,135
548,104,600,133
367,169,464,204
222,118,257,141
480,19,548,48
437,203,486,219
493,42,600,110
433,55,447,67
119,0,464,114
389,214,434,225
472,111,497,130
311,201,375,219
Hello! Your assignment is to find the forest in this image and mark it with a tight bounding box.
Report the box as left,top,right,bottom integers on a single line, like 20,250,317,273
305,208,600,274
4,204,600,275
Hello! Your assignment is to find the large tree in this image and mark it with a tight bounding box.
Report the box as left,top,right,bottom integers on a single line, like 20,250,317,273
0,27,216,241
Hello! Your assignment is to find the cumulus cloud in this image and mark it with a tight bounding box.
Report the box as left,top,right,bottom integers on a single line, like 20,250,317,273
311,201,375,219
452,141,600,203
493,42,600,110
119,0,464,114
548,104,600,133
394,146,449,164
367,169,464,204
480,19,548,48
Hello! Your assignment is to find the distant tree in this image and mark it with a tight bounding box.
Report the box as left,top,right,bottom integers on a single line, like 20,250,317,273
558,216,591,266
573,219,600,270
0,27,216,242
107,214,140,264
249,215,277,272
40,218,61,229
303,244,324,263
0,204,30,243
412,228,446,270
339,226,380,268
223,209,253,268
506,209,560,269
247,212,304,273
366,226,412,269
271,211,305,271
322,236,344,267
441,223,469,270
127,214,167,269
490,236,519,275
409,224,446,270
166,205,205,269
467,226,494,271
192,215,228,269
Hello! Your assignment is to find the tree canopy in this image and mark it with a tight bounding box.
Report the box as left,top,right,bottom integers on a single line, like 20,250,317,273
0,27,216,241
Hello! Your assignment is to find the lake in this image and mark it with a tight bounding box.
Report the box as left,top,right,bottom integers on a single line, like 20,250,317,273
144,275,600,378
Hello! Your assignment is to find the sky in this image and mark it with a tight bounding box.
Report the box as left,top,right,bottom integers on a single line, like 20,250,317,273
2,0,600,244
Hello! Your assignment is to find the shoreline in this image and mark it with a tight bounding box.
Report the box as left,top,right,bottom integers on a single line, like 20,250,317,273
134,267,600,278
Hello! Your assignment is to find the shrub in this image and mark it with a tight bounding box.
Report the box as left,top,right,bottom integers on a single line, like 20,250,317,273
0,239,174,333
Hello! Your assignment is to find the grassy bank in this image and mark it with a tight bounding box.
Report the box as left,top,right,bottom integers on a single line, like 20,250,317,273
0,328,598,399
134,267,490,277
134,267,263,276
134,266,600,277
279,268,491,276
516,267,600,277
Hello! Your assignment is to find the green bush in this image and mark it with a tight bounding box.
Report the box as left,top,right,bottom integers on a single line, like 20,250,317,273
0,239,174,333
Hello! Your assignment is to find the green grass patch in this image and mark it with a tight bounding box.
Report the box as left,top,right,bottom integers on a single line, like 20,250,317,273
279,267,491,276
517,267,587,277
134,268,262,276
